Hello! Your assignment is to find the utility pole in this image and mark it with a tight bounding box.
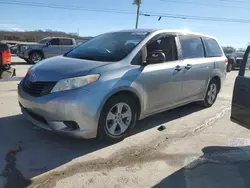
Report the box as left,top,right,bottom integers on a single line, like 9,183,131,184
134,0,142,29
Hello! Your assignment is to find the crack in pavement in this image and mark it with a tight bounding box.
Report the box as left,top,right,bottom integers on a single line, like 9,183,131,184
0,142,31,188
29,106,231,188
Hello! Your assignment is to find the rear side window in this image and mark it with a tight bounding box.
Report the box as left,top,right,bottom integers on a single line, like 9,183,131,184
61,39,73,45
179,36,205,59
203,38,223,57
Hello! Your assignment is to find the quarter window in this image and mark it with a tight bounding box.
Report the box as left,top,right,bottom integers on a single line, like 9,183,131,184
179,36,205,59
61,39,73,45
203,38,223,57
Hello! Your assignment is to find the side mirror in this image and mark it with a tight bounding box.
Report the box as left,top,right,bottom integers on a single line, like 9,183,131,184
46,42,51,47
146,52,166,64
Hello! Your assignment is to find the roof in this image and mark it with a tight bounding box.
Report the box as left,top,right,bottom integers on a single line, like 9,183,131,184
114,29,216,39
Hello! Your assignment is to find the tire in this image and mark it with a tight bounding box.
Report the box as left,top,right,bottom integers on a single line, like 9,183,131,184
29,52,43,64
200,79,219,107
227,62,232,72
97,95,138,142
232,58,236,70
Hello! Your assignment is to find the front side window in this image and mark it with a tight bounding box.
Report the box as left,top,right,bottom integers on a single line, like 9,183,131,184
146,36,177,62
203,38,223,57
50,38,60,45
61,39,73,45
39,38,51,44
179,36,205,59
65,31,149,62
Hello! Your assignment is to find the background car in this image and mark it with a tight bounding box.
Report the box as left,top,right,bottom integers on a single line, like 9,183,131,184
17,37,77,64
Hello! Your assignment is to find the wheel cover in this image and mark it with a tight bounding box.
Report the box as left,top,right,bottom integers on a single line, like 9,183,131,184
31,53,42,63
105,102,132,136
207,83,217,105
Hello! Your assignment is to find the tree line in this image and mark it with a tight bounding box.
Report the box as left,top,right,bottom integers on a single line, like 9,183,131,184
0,30,92,42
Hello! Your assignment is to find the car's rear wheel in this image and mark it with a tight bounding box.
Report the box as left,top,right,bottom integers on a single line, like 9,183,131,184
29,52,43,64
201,79,219,107
227,62,232,72
98,95,137,142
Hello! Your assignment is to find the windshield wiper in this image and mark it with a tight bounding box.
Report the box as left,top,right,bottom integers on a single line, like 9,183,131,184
76,56,97,61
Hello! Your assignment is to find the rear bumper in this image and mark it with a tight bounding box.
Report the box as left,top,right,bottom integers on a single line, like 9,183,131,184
18,83,100,139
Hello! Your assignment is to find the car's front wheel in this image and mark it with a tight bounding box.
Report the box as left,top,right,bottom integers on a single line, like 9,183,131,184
29,52,43,64
98,95,137,142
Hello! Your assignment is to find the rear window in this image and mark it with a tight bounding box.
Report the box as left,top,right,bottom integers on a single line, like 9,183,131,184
179,36,205,59
203,38,223,57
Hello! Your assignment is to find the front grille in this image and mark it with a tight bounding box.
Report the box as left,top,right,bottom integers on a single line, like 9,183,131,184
22,76,56,97
236,59,242,66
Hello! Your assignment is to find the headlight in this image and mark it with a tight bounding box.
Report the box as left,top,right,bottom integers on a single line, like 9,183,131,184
51,74,100,93
22,45,29,50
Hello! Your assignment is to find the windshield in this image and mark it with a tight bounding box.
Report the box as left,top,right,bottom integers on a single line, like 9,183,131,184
39,38,51,44
65,31,149,62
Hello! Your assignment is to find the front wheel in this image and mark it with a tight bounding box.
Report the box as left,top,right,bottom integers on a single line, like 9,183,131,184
97,95,137,142
200,79,219,107
29,52,43,64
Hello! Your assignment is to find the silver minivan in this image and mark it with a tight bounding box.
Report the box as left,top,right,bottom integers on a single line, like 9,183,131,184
18,29,227,142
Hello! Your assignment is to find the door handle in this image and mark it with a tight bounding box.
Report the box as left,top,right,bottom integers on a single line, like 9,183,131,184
185,64,192,69
175,65,182,71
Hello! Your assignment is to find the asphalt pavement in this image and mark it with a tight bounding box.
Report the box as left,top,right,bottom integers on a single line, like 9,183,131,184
1,57,250,188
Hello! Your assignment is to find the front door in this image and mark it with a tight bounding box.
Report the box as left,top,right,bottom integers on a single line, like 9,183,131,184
137,35,184,115
231,46,250,129
141,60,184,115
43,38,61,58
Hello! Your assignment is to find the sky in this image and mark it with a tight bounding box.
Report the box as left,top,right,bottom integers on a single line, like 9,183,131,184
0,0,250,48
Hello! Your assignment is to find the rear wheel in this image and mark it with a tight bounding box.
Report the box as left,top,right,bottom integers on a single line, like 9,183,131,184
201,79,219,107
227,62,232,72
97,95,137,142
29,52,43,64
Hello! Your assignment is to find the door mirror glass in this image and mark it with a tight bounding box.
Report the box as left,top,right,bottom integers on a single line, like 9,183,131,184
146,52,166,64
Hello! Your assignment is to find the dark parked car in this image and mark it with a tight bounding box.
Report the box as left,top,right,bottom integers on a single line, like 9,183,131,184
10,45,17,54
226,52,244,72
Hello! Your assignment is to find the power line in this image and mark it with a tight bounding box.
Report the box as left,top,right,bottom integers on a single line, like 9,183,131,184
2,0,250,24
0,0,135,15
160,0,249,10
219,0,250,3
141,12,250,23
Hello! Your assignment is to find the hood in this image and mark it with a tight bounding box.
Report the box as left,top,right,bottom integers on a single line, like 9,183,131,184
30,56,112,81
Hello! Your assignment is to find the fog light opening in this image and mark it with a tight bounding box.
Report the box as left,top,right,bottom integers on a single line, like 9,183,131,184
63,121,80,130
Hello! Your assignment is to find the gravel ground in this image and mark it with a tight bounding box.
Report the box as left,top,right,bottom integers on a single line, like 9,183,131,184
1,57,249,188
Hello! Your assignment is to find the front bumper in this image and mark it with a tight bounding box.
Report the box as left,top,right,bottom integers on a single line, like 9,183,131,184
18,83,100,139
